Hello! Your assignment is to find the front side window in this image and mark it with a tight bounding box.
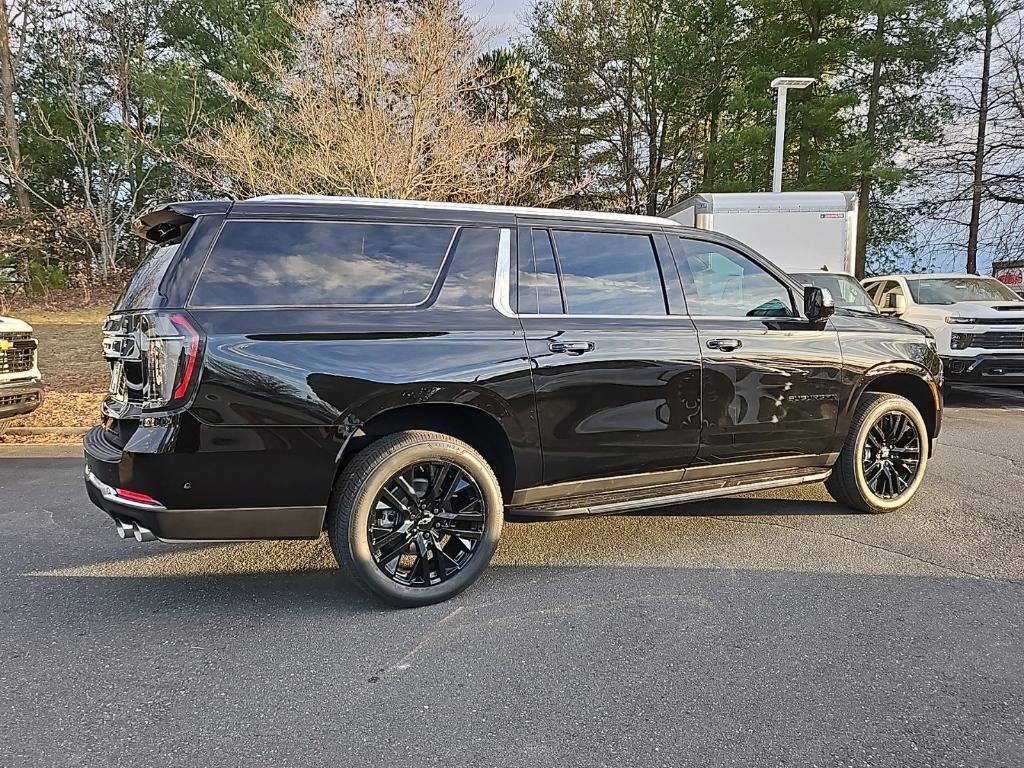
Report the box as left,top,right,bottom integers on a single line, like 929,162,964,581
675,239,793,317
791,272,878,314
191,220,455,307
550,230,667,315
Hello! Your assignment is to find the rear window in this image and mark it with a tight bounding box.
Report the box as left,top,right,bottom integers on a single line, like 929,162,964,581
116,244,180,311
190,220,456,307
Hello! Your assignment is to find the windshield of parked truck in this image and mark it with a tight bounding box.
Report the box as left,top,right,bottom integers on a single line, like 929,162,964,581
791,272,878,314
905,277,1022,305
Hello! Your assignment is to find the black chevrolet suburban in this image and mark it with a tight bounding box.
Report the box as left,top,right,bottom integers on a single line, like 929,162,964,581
84,195,943,606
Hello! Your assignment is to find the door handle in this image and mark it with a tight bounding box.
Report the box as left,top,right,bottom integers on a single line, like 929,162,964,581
706,338,742,352
549,341,595,355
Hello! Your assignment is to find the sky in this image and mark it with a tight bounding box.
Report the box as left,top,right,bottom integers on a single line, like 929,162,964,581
465,0,529,46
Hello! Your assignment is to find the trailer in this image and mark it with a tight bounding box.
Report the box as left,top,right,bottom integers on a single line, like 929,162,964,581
993,259,1024,298
663,191,859,274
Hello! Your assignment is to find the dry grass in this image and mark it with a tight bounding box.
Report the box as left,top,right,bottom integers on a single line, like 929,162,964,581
1,392,102,444
2,295,112,443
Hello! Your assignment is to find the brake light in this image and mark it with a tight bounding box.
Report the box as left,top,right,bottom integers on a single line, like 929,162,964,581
103,311,204,411
140,312,202,409
169,314,199,400
115,488,162,506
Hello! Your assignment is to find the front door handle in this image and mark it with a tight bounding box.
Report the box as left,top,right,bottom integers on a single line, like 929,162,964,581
706,338,742,352
549,341,595,355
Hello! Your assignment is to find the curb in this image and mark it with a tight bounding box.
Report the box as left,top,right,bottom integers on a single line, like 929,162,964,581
0,443,83,457
7,427,90,436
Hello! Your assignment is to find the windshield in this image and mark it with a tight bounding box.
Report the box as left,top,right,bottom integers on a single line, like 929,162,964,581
906,277,1022,305
791,272,878,314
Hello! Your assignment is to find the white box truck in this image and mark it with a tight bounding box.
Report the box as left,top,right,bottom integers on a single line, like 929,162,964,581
663,191,859,274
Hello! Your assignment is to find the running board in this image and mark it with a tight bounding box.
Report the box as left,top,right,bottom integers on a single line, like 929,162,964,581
506,468,832,521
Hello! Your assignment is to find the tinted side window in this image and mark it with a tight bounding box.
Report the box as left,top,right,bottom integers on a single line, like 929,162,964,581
551,230,667,315
675,238,793,317
191,220,455,307
518,229,563,314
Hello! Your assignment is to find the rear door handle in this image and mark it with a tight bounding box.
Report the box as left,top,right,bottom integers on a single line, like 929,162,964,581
706,338,742,352
549,341,595,355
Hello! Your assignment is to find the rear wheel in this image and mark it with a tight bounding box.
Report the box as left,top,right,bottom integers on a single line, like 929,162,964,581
327,430,503,607
825,393,928,513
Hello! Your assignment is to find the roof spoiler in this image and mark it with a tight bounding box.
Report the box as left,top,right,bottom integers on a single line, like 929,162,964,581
133,200,232,244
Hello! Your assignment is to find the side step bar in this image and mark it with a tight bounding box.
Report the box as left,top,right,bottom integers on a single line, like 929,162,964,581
114,519,156,542
506,468,832,521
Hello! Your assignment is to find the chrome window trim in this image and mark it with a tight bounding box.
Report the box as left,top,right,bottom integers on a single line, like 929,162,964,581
493,228,515,317
187,219,461,310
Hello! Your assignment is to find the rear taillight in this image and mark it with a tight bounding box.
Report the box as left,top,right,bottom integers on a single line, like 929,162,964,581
103,311,203,411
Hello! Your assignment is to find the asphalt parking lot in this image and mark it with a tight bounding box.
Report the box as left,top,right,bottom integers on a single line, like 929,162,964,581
2,386,1022,767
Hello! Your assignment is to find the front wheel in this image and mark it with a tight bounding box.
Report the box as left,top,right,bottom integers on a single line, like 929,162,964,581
825,393,929,513
327,430,504,607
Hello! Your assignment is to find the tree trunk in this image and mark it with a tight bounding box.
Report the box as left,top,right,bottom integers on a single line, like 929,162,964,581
0,0,30,214
705,96,721,189
855,12,886,278
967,1,994,276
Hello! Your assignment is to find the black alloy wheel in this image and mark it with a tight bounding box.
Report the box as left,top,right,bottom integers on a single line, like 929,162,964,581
860,411,922,500
327,430,504,607
367,461,487,587
824,392,930,513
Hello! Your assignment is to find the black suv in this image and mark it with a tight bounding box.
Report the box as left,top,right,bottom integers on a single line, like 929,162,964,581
85,196,943,605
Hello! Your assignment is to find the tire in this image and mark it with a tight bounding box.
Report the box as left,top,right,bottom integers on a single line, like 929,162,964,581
825,393,929,513
327,430,504,607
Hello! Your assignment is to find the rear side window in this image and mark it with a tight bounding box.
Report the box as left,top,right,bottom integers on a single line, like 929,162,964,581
190,220,455,307
551,230,667,315
518,229,563,314
675,238,793,317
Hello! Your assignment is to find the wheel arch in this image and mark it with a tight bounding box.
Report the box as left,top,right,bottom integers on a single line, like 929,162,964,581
854,364,941,449
333,402,519,503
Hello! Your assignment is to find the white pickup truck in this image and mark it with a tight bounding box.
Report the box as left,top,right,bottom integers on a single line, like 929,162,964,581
862,274,1024,391
0,315,43,436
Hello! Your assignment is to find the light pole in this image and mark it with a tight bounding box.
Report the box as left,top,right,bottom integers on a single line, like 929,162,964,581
770,76,816,193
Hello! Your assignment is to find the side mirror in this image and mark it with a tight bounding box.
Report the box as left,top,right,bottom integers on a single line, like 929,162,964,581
804,286,835,322
883,293,907,315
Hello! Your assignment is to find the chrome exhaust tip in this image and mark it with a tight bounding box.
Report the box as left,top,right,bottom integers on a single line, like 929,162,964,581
114,519,156,542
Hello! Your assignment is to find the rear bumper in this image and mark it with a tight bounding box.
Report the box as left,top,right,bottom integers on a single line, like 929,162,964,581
0,378,43,420
941,355,1024,386
83,424,325,541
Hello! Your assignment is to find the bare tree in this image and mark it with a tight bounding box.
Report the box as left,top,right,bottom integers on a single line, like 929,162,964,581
0,0,46,214
193,0,545,203
34,12,160,279
914,1,1024,273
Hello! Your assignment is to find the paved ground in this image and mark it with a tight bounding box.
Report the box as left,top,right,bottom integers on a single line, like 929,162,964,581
2,386,1022,767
